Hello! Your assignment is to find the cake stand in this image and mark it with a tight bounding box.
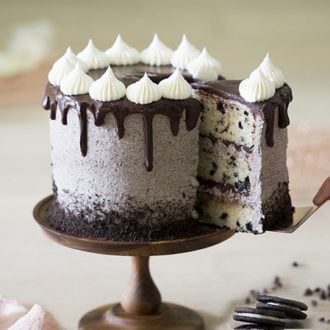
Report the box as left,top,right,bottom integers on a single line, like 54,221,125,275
33,195,319,330
33,195,234,330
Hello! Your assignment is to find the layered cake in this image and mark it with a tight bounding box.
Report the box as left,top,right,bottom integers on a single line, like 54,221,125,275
42,34,293,240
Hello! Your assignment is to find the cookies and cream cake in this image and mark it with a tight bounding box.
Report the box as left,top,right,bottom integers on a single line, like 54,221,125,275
42,34,293,240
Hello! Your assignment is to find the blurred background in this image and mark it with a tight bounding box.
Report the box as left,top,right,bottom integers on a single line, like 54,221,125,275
0,1,329,329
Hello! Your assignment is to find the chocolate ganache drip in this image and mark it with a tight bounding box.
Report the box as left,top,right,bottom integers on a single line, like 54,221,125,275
193,80,292,147
42,84,202,171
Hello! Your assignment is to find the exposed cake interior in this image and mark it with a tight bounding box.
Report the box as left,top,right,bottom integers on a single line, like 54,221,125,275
194,80,293,233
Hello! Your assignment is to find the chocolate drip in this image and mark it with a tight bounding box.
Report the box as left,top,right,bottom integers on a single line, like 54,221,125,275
42,84,202,171
277,89,292,128
278,103,290,129
193,80,293,147
60,106,70,125
263,105,275,147
143,113,154,171
50,101,57,120
42,95,50,109
198,177,250,196
186,104,202,131
113,111,128,139
79,103,88,157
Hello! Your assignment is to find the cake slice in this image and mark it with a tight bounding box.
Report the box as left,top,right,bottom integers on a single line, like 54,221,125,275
194,56,293,233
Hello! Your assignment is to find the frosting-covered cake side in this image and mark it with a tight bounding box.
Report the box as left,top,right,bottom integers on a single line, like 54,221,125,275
43,48,205,240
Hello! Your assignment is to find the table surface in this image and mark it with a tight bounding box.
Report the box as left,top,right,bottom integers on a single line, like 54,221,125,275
1,104,330,330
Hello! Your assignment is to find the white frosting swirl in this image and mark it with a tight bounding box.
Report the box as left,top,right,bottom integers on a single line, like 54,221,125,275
76,39,110,70
126,73,161,104
64,47,77,65
64,47,88,71
60,63,94,95
171,34,200,70
159,68,192,99
187,47,222,81
260,53,286,88
48,55,75,86
239,67,275,102
106,35,140,65
89,66,126,102
140,34,173,66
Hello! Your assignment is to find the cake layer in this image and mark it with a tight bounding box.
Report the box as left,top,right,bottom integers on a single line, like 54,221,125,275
197,91,258,148
198,182,292,233
198,138,253,195
197,191,263,233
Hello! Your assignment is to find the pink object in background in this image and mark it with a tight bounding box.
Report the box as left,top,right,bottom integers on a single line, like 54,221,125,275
0,295,61,330
0,296,27,330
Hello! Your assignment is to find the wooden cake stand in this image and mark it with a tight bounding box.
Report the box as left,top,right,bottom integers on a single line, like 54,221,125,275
33,196,234,330
33,195,318,330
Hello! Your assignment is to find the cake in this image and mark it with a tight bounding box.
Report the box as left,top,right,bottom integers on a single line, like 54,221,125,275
42,34,293,240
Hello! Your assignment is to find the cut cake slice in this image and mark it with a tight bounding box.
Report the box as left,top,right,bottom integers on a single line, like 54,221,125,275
193,80,293,233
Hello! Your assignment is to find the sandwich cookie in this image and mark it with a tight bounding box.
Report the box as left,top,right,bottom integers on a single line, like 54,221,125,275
233,307,286,327
256,294,308,320
234,324,284,330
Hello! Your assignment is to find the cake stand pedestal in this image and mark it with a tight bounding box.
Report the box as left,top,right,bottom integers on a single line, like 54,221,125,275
33,196,235,330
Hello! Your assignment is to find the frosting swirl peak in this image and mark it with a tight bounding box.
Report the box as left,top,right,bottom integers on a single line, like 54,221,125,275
76,39,110,70
159,68,192,99
239,67,275,102
140,34,173,66
171,34,200,70
60,63,94,95
89,66,126,102
106,35,140,66
126,73,161,104
260,53,286,89
187,47,222,81
48,54,75,86
64,47,88,71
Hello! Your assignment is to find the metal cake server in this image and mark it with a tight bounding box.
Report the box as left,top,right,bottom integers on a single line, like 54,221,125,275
272,202,327,233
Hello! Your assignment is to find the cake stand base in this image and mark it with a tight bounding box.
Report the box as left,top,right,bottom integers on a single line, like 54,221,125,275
79,303,204,330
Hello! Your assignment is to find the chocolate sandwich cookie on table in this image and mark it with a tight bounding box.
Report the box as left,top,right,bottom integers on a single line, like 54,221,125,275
234,324,284,330
256,294,308,320
233,307,286,327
